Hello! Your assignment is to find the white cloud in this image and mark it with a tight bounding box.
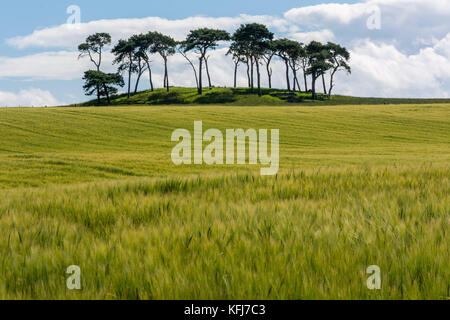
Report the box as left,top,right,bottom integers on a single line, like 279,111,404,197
0,51,98,80
285,0,450,51
285,0,450,25
7,14,290,50
286,3,368,25
335,35,450,98
288,30,335,44
0,88,63,107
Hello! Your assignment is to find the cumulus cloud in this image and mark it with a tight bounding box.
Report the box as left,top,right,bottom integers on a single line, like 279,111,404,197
336,34,450,98
0,88,63,107
7,14,290,50
288,30,335,44
285,0,450,51
0,51,99,80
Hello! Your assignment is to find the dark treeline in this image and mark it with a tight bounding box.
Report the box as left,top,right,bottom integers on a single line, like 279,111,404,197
78,23,351,104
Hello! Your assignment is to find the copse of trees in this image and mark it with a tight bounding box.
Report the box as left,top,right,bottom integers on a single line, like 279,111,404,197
78,24,351,104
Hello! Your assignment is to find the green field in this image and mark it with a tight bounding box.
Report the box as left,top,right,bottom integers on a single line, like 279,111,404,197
0,104,449,299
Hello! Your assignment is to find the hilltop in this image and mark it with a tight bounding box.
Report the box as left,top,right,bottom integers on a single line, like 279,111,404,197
77,87,450,107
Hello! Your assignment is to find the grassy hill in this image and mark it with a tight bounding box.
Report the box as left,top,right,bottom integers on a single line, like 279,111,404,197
79,87,450,106
0,104,449,299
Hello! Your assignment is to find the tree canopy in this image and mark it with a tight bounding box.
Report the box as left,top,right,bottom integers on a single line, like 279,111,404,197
232,24,274,96
82,70,124,105
183,28,230,94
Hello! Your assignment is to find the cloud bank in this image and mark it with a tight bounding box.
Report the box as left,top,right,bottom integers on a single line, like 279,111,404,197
0,88,63,107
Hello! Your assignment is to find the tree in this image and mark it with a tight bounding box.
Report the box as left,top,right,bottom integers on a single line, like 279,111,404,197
78,33,112,103
274,38,296,91
228,40,252,88
129,35,150,94
151,32,177,92
227,42,244,88
285,41,304,92
233,24,274,97
112,39,136,99
82,70,124,105
131,33,157,92
306,41,332,99
299,45,310,92
183,28,230,95
325,42,351,96
262,41,276,89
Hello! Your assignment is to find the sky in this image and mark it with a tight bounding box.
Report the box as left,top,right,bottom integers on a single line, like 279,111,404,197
0,0,449,106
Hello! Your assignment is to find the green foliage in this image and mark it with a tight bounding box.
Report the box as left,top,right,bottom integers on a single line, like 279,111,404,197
150,32,177,57
112,39,136,73
273,38,299,60
232,23,273,57
181,28,230,94
78,33,112,67
78,33,113,102
82,70,124,104
183,28,230,54
231,24,274,96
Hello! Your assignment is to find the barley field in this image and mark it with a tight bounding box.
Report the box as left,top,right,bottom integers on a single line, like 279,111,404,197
0,104,449,299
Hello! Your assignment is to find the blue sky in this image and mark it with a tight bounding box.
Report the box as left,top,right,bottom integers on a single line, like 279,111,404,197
1,0,450,106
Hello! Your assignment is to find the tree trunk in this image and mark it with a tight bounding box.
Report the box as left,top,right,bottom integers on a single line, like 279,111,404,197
285,60,291,91
329,69,337,97
181,52,199,89
104,85,111,105
198,57,203,95
256,58,262,97
322,73,327,95
303,72,308,92
292,68,297,91
134,72,142,94
96,65,100,104
146,62,154,91
250,57,254,92
204,57,212,89
127,65,132,99
295,76,301,93
311,74,317,100
234,61,238,88
266,62,272,89
246,61,251,87
164,58,169,92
